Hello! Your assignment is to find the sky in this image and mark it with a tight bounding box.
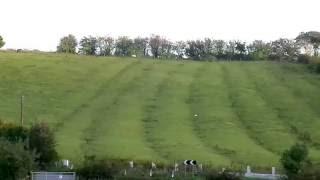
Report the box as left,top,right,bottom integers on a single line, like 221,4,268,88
1,0,320,51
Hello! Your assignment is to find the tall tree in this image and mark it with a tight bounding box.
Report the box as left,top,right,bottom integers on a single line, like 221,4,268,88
57,34,77,53
149,35,161,58
270,38,299,61
226,41,236,60
133,37,149,57
296,31,320,56
235,41,247,60
185,40,205,60
160,38,173,58
97,36,114,56
79,36,97,55
212,40,226,59
173,41,186,59
0,35,5,48
203,38,213,57
115,36,133,56
247,40,271,60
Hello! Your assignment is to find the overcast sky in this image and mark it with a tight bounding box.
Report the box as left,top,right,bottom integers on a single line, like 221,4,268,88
1,0,320,51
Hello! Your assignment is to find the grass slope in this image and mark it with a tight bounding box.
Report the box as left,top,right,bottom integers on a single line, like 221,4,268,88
0,51,320,167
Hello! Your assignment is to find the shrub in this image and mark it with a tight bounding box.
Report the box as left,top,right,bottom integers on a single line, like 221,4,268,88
0,120,29,143
297,54,311,64
77,158,119,179
292,168,320,180
204,169,241,180
280,143,309,179
29,122,58,169
315,63,320,73
0,138,37,180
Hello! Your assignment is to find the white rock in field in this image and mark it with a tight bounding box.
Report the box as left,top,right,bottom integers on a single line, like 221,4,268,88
129,161,134,168
151,162,156,168
194,114,198,117
174,163,179,171
199,163,203,171
272,167,276,175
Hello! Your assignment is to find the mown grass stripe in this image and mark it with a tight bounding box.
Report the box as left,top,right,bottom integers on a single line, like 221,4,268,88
55,61,144,161
142,61,230,165
221,62,295,154
83,61,166,161
187,62,278,166
244,63,320,159
53,60,139,131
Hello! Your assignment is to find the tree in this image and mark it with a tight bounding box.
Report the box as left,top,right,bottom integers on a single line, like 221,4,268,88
226,41,236,60
212,40,226,59
203,38,213,57
97,36,114,56
296,31,320,56
133,37,149,57
160,38,173,58
115,36,133,56
79,36,97,55
0,35,5,48
57,34,77,53
235,41,247,60
0,138,37,180
185,40,205,60
149,35,162,58
281,143,309,178
172,41,186,59
247,40,271,60
29,123,58,169
269,38,299,61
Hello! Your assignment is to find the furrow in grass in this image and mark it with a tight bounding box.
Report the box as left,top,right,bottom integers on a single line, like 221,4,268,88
187,62,278,166
0,56,122,125
221,62,295,154
271,64,320,117
53,60,139,131
245,63,320,154
142,62,230,165
83,61,167,162
55,61,144,161
142,64,180,162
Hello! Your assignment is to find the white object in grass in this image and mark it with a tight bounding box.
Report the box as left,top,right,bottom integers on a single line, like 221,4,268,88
151,162,156,168
129,161,134,168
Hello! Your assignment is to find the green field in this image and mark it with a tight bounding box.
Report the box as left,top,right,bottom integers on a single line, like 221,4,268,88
1,51,320,167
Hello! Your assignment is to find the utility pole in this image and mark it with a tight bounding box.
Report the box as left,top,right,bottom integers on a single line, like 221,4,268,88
20,95,24,126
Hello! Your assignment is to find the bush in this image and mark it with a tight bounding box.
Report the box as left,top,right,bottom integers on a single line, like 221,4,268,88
29,122,58,169
280,143,309,178
204,169,241,180
0,138,37,180
297,54,312,64
0,120,29,143
307,62,320,73
291,168,320,180
77,158,119,179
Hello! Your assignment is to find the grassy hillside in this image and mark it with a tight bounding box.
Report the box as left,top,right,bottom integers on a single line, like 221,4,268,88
1,51,320,167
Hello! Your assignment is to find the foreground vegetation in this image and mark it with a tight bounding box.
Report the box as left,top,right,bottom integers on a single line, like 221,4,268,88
0,52,320,169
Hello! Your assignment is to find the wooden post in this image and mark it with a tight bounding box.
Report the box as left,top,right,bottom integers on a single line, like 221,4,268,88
20,95,24,126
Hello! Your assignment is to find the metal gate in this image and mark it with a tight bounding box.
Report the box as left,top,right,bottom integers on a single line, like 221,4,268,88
31,172,76,180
